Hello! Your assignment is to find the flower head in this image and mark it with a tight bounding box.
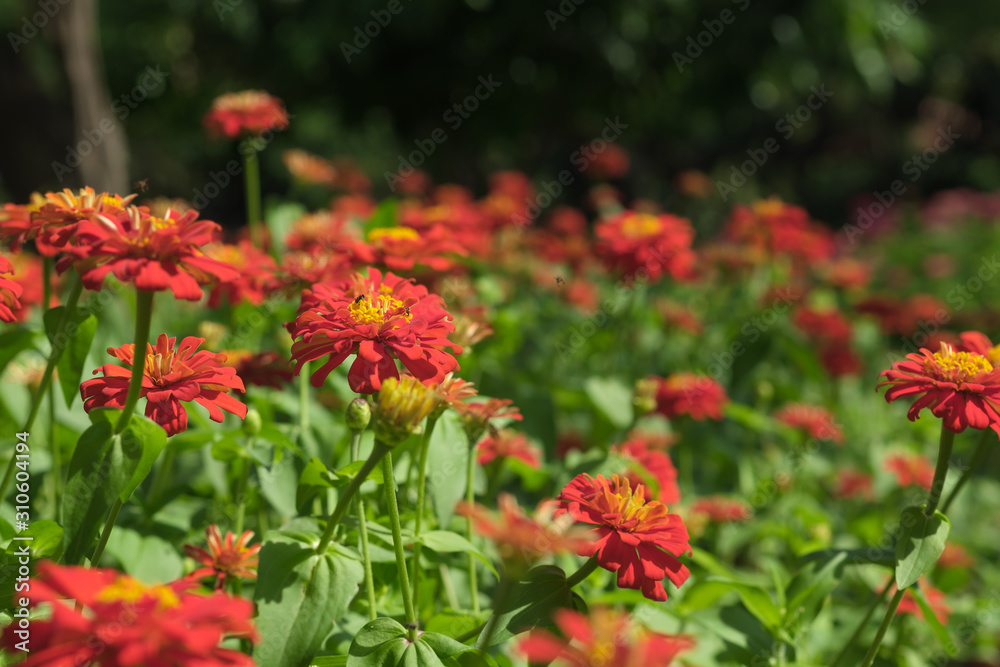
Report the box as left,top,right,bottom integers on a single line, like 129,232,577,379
371,375,440,445
689,496,753,524
724,197,834,264
2,189,136,256
0,255,23,323
204,90,289,138
877,341,1000,435
288,267,461,394
556,474,691,601
282,149,339,187
62,206,239,300
222,350,294,391
892,577,951,625
518,607,695,667
653,373,728,421
81,334,247,436
774,403,844,444
205,240,279,307
595,211,697,282
455,397,522,442
0,562,256,666
184,525,261,589
883,451,935,490
477,429,542,469
833,469,875,501
614,436,681,505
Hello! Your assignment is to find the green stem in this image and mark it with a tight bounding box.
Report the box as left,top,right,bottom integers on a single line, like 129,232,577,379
90,498,124,566
475,574,514,650
925,425,955,516
831,579,892,667
349,430,378,620
466,441,480,614
116,290,155,432
860,587,906,667
299,361,310,435
315,441,390,555
243,145,265,252
410,415,439,615
941,428,992,514
439,563,460,611
147,444,176,513
41,259,61,512
566,555,600,588
0,275,83,503
382,452,418,640
234,447,250,536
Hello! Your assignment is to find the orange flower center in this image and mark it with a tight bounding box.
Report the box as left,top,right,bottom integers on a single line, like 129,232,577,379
145,349,177,383
368,226,420,243
620,213,662,238
926,346,993,382
96,576,180,609
348,292,412,326
593,477,663,532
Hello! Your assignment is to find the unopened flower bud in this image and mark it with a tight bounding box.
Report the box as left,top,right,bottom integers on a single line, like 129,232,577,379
371,376,440,446
242,408,262,437
346,397,372,431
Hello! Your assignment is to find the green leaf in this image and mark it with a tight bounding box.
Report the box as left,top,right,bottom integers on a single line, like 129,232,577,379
784,552,847,630
310,658,348,667
255,532,365,667
44,305,97,408
0,328,36,379
60,421,121,565
5,521,63,561
895,507,950,589
116,415,167,503
347,618,409,667
418,632,469,659
297,458,336,513
265,202,308,258
911,585,957,656
104,527,184,583
676,579,782,633
336,459,385,486
427,412,469,527
583,377,633,429
418,531,497,577
482,565,573,646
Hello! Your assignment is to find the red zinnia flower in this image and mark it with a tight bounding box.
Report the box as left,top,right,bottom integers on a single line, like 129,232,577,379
61,206,239,301
351,224,467,273
937,542,975,569
653,373,729,421
883,451,935,490
877,341,1000,435
477,429,542,469
774,402,844,444
833,469,875,501
222,350,294,391
595,211,697,282
282,149,338,187
957,331,1000,367
288,267,461,394
689,496,753,523
724,197,835,264
614,436,681,505
184,525,261,589
0,562,256,666
205,240,278,307
519,607,695,667
556,473,691,601
0,255,23,323
892,577,952,625
204,90,289,138
455,397,522,441
81,334,248,436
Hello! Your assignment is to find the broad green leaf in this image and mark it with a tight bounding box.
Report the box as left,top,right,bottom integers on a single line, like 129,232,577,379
427,412,469,527
104,527,184,583
482,565,573,646
911,585,957,656
418,531,497,577
418,632,469,659
310,658,348,667
265,202,308,257
116,415,167,503
895,507,950,589
347,618,408,667
676,579,782,633
255,532,365,667
0,328,36,379
297,458,337,513
424,612,484,641
5,521,63,561
44,305,97,408
0,521,64,610
584,377,633,429
783,552,847,630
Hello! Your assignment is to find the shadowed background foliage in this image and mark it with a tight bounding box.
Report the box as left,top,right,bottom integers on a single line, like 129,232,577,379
3,0,1000,226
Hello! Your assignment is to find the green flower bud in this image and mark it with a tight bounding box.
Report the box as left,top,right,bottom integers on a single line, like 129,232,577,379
346,397,372,431
242,407,262,437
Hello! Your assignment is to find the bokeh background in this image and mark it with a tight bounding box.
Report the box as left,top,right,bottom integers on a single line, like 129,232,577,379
2,0,999,227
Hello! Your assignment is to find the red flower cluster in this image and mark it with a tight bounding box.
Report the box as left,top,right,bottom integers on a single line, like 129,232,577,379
477,429,542,469
833,469,875,501
0,255,22,323
883,452,935,491
878,339,1000,435
288,267,461,393
793,305,862,377
1,562,256,666
773,402,844,444
595,210,697,282
81,334,247,436
689,496,753,523
519,608,695,667
203,89,289,138
614,436,681,505
556,473,691,601
652,373,728,421
892,577,952,625
724,197,835,264
205,240,279,306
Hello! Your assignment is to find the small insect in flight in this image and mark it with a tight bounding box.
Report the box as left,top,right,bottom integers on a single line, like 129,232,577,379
555,276,565,286
133,178,149,192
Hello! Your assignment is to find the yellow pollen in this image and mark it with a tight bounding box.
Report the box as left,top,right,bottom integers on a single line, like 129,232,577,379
928,348,993,380
96,576,180,609
145,351,175,381
150,216,177,231
368,226,420,243
348,294,411,326
620,213,662,238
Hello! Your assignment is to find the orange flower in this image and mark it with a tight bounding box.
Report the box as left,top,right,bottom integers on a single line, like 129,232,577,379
204,240,279,307
184,525,261,589
689,496,753,523
653,373,728,421
81,334,247,436
724,197,835,264
833,469,875,501
877,341,1000,435
457,494,591,571
614,436,681,505
454,397,522,442
1,188,136,256
0,255,23,323
477,429,542,469
519,607,695,667
282,149,338,187
352,224,467,273
883,452,935,491
595,210,697,282
773,402,844,444
937,542,975,569
893,577,951,625
556,474,691,601
203,90,289,138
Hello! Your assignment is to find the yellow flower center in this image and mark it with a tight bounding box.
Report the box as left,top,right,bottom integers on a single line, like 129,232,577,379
145,349,176,383
752,198,786,217
927,346,993,382
348,293,412,326
96,576,180,609
368,226,420,243
620,213,662,238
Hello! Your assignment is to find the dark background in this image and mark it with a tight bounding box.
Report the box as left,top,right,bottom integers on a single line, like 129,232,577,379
2,0,999,228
